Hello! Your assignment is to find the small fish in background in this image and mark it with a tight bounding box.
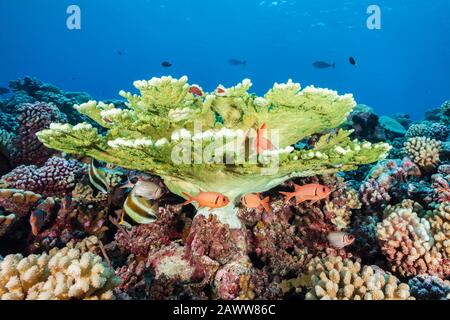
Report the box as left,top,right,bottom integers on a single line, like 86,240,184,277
72,77,76,81
118,51,123,56
228,59,246,67
241,193,271,213
0,87,10,95
349,56,357,66
123,189,159,224
182,191,230,210
29,209,46,236
327,231,355,249
189,84,204,97
280,183,331,204
88,159,109,193
161,61,172,67
312,61,335,69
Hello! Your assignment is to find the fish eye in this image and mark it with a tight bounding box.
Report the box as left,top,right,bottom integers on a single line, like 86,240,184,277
323,187,326,192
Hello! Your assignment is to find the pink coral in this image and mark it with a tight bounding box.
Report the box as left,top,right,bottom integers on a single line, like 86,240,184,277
115,204,185,257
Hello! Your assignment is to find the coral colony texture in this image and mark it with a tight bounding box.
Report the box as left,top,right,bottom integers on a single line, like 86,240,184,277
0,75,449,300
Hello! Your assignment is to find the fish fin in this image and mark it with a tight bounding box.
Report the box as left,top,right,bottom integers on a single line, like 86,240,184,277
182,192,195,206
295,197,306,205
309,199,320,205
259,123,267,131
279,191,294,203
261,196,271,213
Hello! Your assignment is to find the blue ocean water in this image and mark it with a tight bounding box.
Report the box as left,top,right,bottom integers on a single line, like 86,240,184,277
0,0,449,119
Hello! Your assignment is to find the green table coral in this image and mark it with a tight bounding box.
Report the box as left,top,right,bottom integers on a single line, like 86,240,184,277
37,76,390,228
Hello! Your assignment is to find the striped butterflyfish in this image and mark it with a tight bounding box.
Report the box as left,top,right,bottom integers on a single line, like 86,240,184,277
88,159,109,193
123,189,159,224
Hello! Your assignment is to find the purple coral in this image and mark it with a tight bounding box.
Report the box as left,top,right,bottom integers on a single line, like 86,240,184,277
9,102,67,166
1,157,83,197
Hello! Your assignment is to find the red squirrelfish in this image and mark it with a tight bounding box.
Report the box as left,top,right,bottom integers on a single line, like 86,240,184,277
182,191,230,210
241,193,270,213
256,123,275,154
327,231,355,249
279,183,331,204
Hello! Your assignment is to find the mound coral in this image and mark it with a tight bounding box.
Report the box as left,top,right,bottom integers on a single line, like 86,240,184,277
301,255,413,300
0,237,120,300
2,103,68,167
37,76,390,228
1,157,84,197
404,137,441,170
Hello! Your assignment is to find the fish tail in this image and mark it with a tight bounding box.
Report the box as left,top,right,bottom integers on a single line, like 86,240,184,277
279,191,294,203
261,196,271,213
182,192,195,206
243,60,247,67
332,63,336,68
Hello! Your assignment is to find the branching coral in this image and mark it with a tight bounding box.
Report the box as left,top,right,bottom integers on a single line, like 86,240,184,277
37,76,389,228
428,202,450,259
359,159,421,211
301,255,413,300
404,137,441,170
376,201,449,277
1,157,84,198
0,238,120,300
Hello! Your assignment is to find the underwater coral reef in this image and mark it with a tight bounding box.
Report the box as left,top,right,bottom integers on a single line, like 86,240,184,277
0,76,449,300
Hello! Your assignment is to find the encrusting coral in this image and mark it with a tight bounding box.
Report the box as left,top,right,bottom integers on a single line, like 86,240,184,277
298,255,413,300
408,275,450,300
0,236,120,300
37,76,390,228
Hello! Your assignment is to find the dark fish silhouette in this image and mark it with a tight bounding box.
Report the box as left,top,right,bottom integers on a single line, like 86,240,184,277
228,59,246,66
349,57,357,66
0,87,9,95
313,61,335,69
161,61,172,67
118,51,123,55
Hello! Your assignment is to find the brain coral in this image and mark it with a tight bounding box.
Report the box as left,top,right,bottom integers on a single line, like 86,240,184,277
302,255,413,300
0,238,120,300
404,137,441,169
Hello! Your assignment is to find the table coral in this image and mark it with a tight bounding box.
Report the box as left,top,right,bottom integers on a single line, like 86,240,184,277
404,137,441,170
1,157,84,197
302,255,413,300
37,76,390,228
0,238,120,300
